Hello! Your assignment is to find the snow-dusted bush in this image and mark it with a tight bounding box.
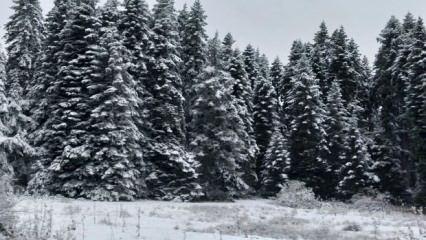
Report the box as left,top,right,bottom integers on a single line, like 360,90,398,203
350,192,391,212
276,180,322,209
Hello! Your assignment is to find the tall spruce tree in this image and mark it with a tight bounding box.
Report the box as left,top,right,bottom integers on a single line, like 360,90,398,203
188,66,249,200
311,22,331,101
30,0,111,199
323,81,349,199
281,40,305,127
4,0,43,186
260,127,290,197
371,16,409,201
0,49,32,188
389,13,418,192
253,78,279,188
221,33,236,67
5,0,44,104
206,32,223,68
118,0,152,134
28,0,73,193
270,57,285,98
243,45,261,89
404,18,426,206
179,0,207,105
227,50,257,189
286,53,329,198
144,0,201,201
337,101,373,200
328,27,358,105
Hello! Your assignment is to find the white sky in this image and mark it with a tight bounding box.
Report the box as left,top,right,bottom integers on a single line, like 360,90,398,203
1,0,425,64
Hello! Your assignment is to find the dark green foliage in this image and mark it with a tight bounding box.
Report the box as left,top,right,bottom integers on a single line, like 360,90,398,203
253,78,279,188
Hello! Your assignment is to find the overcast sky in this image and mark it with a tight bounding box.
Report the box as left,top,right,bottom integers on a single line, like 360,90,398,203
1,0,425,63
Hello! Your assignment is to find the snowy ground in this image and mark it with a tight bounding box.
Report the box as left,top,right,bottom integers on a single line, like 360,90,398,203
12,197,426,240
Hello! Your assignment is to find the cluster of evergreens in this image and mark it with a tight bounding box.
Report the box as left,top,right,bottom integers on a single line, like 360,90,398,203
0,0,424,205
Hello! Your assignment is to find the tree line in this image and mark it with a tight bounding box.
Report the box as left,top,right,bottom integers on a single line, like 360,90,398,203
0,0,424,205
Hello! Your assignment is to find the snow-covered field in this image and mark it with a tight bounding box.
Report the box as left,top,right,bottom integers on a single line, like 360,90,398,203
13,197,426,240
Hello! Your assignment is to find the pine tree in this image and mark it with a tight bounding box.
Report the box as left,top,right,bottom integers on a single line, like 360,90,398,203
118,0,152,133
254,77,279,188
118,0,151,83
221,33,235,67
177,4,189,40
30,0,72,131
0,49,32,191
144,0,201,201
66,0,147,201
358,56,373,133
4,0,43,187
30,0,109,199
227,50,257,189
270,57,285,97
328,27,358,105
281,40,305,126
286,53,329,198
179,0,208,103
188,67,249,200
260,127,290,197
257,51,270,79
206,32,222,69
404,18,426,206
311,22,331,101
371,16,409,201
5,0,44,104
243,45,261,89
388,13,418,193
337,102,373,200
322,81,349,199
28,0,73,193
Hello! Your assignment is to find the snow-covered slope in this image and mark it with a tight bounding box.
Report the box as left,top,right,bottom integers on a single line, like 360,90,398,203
13,197,426,240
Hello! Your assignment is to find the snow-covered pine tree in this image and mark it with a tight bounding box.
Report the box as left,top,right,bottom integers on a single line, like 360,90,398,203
118,0,152,132
67,0,147,201
371,16,409,201
31,0,109,199
243,44,261,89
188,66,249,200
311,22,331,101
357,56,374,133
260,127,290,197
387,13,418,194
0,48,33,234
206,32,223,69
328,27,359,105
221,33,235,68
285,53,329,198
144,0,201,201
337,101,373,200
270,57,285,98
227,50,257,189
118,0,151,81
179,0,207,105
256,51,270,79
404,18,426,206
322,81,349,199
28,0,73,193
5,0,44,106
281,40,306,127
0,47,31,207
177,3,189,40
253,77,279,188
4,0,43,188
